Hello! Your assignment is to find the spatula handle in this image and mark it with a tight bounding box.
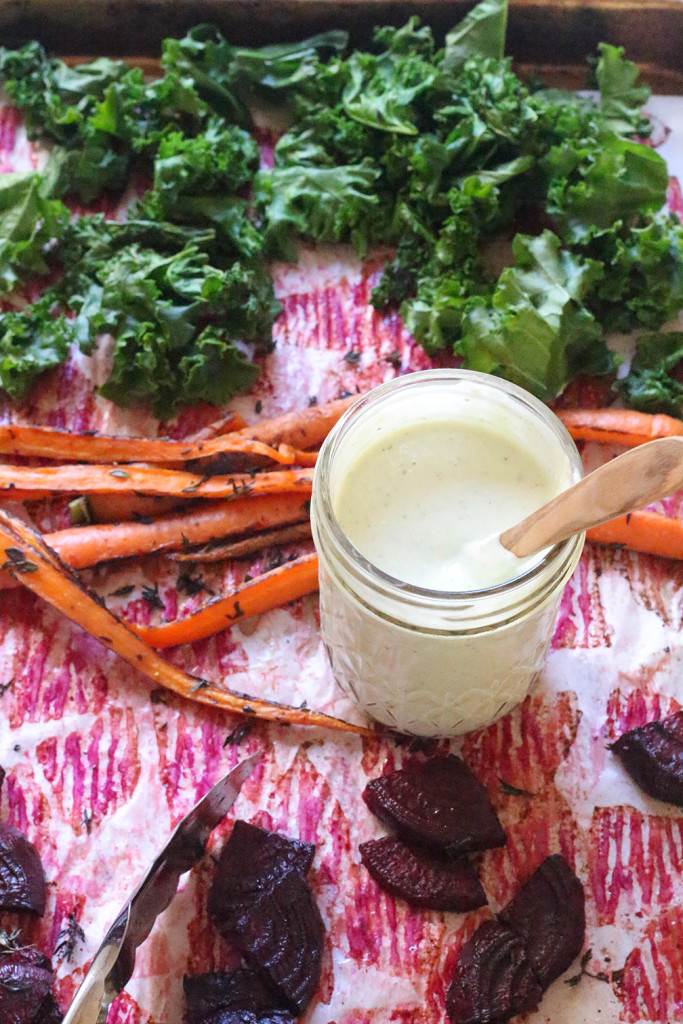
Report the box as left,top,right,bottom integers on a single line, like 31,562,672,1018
501,436,683,558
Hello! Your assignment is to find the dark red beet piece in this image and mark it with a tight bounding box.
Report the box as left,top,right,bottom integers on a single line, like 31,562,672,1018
446,920,543,1024
33,994,63,1024
359,836,487,912
209,821,315,909
184,969,287,1020
611,711,683,806
209,824,323,1015
498,854,585,989
363,756,506,855
0,823,47,915
0,947,54,1024
222,870,324,1015
201,1013,293,1024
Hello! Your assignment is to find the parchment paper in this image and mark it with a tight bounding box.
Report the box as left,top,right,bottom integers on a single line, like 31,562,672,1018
0,95,682,1024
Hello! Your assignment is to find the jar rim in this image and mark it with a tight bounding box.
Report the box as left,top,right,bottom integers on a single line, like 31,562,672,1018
313,368,585,608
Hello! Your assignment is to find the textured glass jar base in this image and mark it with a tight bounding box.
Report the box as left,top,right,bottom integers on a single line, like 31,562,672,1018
311,369,585,738
319,560,564,737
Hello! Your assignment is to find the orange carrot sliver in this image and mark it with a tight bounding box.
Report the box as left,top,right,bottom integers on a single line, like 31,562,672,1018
185,411,247,441
587,510,683,560
558,409,683,448
132,553,320,648
0,510,369,734
0,464,313,499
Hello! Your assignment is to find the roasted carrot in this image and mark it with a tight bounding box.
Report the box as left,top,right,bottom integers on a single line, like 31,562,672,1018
0,509,368,734
558,409,683,448
587,510,683,560
0,465,313,500
234,395,357,448
86,493,186,523
172,522,313,562
185,411,248,441
45,492,310,568
0,425,315,466
132,554,320,648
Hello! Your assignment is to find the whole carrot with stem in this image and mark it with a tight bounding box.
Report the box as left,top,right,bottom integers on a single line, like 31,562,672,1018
0,509,369,735
132,553,320,648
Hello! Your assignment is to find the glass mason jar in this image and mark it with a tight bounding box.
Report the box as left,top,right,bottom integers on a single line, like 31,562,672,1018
310,369,585,737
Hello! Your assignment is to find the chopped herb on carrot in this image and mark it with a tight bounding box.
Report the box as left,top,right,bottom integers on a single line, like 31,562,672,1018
131,553,320,648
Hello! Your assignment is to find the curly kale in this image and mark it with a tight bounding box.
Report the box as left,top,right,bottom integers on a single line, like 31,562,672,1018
0,0,680,413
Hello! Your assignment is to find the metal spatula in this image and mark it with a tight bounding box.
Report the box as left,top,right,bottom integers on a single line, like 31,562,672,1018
62,752,260,1024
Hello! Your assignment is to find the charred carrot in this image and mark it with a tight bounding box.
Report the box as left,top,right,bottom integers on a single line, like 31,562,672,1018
45,493,310,568
0,425,314,466
0,465,313,500
172,522,313,562
558,409,683,448
0,509,368,734
587,510,683,560
132,554,320,648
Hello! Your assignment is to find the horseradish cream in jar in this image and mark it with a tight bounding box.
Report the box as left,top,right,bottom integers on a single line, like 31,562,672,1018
311,369,584,736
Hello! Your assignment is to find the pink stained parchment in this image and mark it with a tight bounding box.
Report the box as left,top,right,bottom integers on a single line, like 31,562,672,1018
0,93,682,1024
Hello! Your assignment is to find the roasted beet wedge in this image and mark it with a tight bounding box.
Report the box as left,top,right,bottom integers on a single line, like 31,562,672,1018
209,824,323,1015
209,821,315,910
611,711,683,806
498,854,585,989
359,836,487,912
0,822,47,915
200,1013,293,1024
33,994,63,1024
0,947,54,1024
363,756,506,855
184,968,287,1020
446,920,543,1024
221,870,324,1015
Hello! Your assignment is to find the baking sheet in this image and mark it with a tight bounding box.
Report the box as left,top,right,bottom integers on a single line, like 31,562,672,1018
0,84,683,1024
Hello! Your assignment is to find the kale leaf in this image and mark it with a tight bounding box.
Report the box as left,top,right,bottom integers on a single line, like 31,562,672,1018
620,332,683,416
0,0,679,414
442,0,508,72
342,19,439,135
254,162,384,259
0,173,69,294
458,231,613,401
71,244,275,418
0,293,72,400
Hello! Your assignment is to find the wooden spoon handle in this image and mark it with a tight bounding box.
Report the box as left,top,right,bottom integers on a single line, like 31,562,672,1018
501,436,683,558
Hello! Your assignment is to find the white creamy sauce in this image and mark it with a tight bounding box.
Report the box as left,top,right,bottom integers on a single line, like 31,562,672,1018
334,418,560,591
314,372,583,736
